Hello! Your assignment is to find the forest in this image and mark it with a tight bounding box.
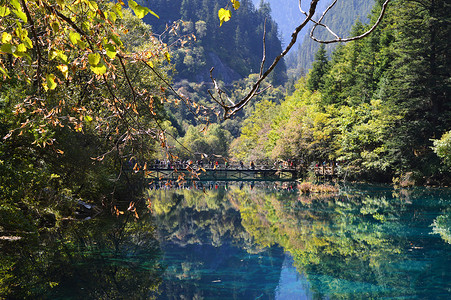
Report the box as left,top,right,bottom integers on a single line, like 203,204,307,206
0,0,450,236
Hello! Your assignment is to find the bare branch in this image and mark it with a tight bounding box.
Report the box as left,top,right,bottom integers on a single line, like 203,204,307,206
260,18,267,77
310,0,391,44
210,0,392,119
213,0,320,119
20,0,42,92
310,0,340,40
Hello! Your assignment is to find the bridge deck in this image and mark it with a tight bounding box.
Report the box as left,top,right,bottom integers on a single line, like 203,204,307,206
145,167,299,181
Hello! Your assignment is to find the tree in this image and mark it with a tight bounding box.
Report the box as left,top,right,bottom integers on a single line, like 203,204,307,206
0,1,177,227
433,131,451,168
381,0,451,176
307,44,329,91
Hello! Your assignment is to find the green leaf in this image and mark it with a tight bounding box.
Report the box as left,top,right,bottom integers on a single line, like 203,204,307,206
58,51,68,62
0,43,14,54
69,31,81,45
128,0,148,18
51,22,59,33
113,3,123,19
0,66,8,78
84,115,93,122
110,34,123,47
109,11,117,23
104,43,117,59
128,0,158,18
10,0,21,11
148,8,159,19
90,63,107,75
13,43,27,57
87,1,98,11
0,6,11,17
88,53,101,66
46,74,57,90
23,36,33,49
13,9,27,23
218,8,231,26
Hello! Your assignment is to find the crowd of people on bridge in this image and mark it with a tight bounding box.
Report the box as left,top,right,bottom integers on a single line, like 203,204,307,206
149,159,301,171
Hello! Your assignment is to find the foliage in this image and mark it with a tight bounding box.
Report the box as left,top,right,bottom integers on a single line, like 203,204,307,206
229,99,278,162
290,0,375,72
307,44,329,91
232,0,450,183
0,1,173,231
174,123,233,160
432,130,451,167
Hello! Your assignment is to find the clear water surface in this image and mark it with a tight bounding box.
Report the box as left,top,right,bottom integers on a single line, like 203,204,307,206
1,182,450,299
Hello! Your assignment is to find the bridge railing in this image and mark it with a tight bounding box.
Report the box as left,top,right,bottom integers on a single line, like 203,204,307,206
146,161,302,172
313,165,335,176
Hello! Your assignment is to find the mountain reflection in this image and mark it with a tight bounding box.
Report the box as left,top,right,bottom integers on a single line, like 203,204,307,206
148,182,451,299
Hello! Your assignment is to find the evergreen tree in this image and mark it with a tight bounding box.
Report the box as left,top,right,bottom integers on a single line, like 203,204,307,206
307,44,329,91
383,0,451,177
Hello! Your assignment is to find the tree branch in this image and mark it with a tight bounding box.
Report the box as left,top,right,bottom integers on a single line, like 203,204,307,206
310,0,391,44
213,0,319,119
211,0,392,119
20,0,42,92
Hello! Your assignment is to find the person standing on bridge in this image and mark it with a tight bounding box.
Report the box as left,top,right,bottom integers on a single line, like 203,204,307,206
240,161,244,169
250,161,255,170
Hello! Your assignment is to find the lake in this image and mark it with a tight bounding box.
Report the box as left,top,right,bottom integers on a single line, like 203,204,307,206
1,182,450,299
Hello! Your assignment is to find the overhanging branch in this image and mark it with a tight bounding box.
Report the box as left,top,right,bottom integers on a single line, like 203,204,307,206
210,0,392,119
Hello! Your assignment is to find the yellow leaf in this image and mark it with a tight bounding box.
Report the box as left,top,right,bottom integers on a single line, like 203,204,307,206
88,53,101,66
218,8,231,26
164,52,171,63
46,73,57,90
13,9,27,23
90,63,107,75
0,6,11,17
1,32,12,43
57,65,69,79
231,0,240,10
69,31,81,45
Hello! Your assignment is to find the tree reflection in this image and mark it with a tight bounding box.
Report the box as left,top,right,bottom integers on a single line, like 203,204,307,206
432,210,451,244
0,208,163,299
148,182,451,299
228,184,451,299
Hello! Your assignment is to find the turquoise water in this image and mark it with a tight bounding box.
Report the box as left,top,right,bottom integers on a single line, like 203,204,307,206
1,183,450,299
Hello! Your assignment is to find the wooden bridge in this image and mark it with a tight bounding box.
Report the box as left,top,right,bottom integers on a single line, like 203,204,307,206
140,162,337,182
145,165,299,181
313,165,336,177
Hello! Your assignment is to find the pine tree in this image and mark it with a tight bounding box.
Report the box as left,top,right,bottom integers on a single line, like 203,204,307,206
383,0,451,176
307,44,329,91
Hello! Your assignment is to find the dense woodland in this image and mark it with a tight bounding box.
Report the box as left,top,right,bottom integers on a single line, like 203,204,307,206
0,0,450,240
230,0,451,184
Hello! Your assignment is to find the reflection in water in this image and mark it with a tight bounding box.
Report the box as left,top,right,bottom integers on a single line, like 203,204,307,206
148,182,451,299
0,210,163,299
1,182,450,299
